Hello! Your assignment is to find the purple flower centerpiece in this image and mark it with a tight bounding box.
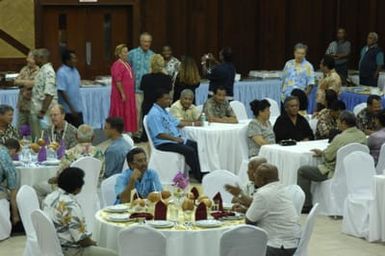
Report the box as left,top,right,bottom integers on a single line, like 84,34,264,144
19,125,32,137
172,172,189,203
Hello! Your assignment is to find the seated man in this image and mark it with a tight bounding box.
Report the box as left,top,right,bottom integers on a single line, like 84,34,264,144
147,89,204,181
104,117,132,178
170,89,201,123
115,147,162,204
315,100,346,140
44,104,77,149
0,139,21,240
34,124,104,202
273,96,314,142
225,156,267,213
297,111,367,212
0,105,20,145
202,86,238,123
368,110,385,164
246,163,301,256
43,167,117,256
357,94,382,135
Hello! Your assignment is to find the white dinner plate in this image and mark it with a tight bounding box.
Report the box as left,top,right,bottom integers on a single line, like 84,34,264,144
104,205,129,213
105,213,130,222
145,220,174,228
195,220,223,228
42,159,60,166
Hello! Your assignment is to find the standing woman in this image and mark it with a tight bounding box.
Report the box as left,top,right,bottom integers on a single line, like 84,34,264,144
173,56,201,102
109,44,137,133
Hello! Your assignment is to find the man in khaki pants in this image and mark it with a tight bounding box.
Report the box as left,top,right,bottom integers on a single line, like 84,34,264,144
128,32,155,141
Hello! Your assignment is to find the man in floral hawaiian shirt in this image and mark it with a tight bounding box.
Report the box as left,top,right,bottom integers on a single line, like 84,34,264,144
0,105,20,145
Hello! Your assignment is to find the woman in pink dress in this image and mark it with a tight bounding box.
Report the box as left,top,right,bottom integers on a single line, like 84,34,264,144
109,44,137,132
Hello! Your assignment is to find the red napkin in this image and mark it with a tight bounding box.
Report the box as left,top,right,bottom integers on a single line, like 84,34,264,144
195,202,207,221
213,192,224,211
154,201,167,220
211,211,236,220
191,187,199,200
130,212,153,220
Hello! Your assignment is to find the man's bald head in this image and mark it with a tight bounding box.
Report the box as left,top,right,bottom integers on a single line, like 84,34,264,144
254,163,279,187
247,156,267,182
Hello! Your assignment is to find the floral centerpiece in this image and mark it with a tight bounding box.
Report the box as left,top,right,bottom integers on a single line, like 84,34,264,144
172,171,189,202
19,125,32,145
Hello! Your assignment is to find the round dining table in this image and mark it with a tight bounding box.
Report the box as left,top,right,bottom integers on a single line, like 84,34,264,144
94,205,244,256
182,120,250,174
16,164,59,188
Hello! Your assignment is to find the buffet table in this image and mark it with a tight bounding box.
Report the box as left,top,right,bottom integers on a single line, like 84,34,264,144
0,86,111,128
182,120,249,174
259,140,329,185
94,205,244,256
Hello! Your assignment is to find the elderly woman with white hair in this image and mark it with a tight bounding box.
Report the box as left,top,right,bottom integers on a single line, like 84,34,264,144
281,43,315,100
224,156,267,213
359,32,384,87
170,89,201,124
34,124,104,202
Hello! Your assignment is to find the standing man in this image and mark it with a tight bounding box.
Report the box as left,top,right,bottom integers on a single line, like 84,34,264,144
359,32,384,87
31,48,58,139
325,28,351,83
128,32,155,139
57,49,83,127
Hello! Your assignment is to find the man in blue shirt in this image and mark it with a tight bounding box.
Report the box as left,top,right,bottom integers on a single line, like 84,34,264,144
57,49,83,127
359,32,384,87
115,147,162,203
103,117,132,178
128,32,155,140
146,89,204,181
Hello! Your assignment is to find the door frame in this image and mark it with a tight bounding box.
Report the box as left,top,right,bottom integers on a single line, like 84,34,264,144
34,0,140,48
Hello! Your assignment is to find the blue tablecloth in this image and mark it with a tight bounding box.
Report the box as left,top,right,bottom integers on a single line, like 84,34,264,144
340,91,385,111
196,80,282,117
0,86,111,128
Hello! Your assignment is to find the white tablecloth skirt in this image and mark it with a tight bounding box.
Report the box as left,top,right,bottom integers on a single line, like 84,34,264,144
368,175,385,242
94,212,236,256
259,140,329,185
183,121,249,174
16,166,59,188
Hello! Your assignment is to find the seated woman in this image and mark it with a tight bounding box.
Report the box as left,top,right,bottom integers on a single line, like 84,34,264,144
273,96,314,142
315,90,346,140
368,110,385,164
247,99,275,157
172,56,201,102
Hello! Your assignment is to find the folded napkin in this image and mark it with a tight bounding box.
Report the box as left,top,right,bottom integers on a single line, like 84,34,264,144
154,201,167,220
195,202,207,221
213,192,224,211
37,146,47,162
56,140,66,159
191,187,199,200
130,212,153,220
211,211,235,220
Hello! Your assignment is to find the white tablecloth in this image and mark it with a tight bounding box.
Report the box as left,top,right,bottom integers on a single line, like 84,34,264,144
94,210,242,256
369,175,385,242
0,86,111,128
16,165,59,188
182,120,249,174
349,73,385,89
259,140,329,185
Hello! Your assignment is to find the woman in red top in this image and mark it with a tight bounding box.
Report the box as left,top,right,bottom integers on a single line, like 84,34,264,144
110,44,137,132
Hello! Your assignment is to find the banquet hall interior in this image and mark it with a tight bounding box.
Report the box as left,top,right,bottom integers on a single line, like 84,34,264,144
1,0,385,255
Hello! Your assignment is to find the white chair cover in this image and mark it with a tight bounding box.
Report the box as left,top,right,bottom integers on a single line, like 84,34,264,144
237,159,249,185
202,170,241,204
101,174,120,207
265,97,280,121
16,185,40,256
311,143,369,216
238,124,250,161
230,100,248,120
368,175,385,242
143,116,186,184
283,185,305,215
309,118,318,134
0,199,11,241
375,143,385,174
353,102,367,116
342,151,376,238
118,225,167,256
294,203,320,256
71,157,102,233
220,224,267,256
31,209,63,256
122,134,134,148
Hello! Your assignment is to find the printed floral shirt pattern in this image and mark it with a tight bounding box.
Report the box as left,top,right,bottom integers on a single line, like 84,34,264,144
165,57,181,78
17,65,39,113
32,63,58,114
0,146,17,195
281,59,315,99
315,109,336,139
43,188,90,248
357,108,377,132
0,125,20,145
